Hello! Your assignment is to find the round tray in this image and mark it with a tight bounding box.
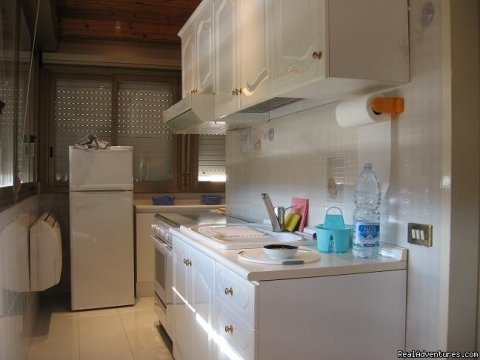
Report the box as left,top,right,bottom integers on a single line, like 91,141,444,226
238,247,321,265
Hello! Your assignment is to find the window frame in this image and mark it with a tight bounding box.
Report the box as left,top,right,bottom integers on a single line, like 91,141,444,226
187,135,225,193
42,67,183,193
0,0,38,209
41,65,226,195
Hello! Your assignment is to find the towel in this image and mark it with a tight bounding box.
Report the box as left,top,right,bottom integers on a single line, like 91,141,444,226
74,134,110,150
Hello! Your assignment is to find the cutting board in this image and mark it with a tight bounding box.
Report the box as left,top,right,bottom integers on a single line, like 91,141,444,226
238,247,320,265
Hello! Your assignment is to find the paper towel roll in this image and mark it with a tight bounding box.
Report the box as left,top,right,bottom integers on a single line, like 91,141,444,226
335,94,391,128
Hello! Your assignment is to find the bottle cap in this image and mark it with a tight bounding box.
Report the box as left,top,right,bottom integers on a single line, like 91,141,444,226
363,162,372,169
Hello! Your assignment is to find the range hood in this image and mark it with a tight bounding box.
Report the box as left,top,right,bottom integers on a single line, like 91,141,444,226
163,94,226,135
164,94,307,134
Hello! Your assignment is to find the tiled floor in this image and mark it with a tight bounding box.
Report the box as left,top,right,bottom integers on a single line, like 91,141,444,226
28,296,173,360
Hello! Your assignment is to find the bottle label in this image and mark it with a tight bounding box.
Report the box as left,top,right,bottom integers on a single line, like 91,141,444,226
353,222,380,248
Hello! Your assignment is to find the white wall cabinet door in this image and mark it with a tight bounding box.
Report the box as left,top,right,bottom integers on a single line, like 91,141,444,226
238,0,271,109
214,0,240,118
180,0,214,97
181,25,196,98
195,0,215,95
215,0,271,117
272,0,325,95
172,235,215,360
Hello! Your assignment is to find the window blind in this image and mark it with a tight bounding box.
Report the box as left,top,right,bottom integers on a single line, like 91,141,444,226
117,81,175,182
53,79,112,182
198,135,226,182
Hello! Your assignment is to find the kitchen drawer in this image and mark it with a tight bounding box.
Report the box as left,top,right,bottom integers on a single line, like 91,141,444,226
215,263,257,328
214,300,257,360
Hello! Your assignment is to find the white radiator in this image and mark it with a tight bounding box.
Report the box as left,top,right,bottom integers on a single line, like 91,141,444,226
30,212,62,291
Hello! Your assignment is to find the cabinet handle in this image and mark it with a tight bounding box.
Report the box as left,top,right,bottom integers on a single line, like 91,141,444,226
232,89,236,96
224,325,234,334
312,51,323,60
224,287,234,296
186,259,192,266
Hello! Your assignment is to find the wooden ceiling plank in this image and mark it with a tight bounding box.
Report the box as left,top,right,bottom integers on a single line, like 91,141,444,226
59,18,181,43
56,0,201,44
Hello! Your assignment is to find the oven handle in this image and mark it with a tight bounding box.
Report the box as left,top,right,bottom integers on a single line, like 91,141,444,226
151,235,173,252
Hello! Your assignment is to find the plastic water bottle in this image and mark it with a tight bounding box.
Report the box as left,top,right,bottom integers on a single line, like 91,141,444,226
353,163,381,258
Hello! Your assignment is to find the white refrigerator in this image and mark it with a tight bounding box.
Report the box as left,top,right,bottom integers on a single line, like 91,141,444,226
69,146,134,310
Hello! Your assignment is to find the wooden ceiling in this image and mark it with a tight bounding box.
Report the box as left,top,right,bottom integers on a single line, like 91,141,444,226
56,0,201,44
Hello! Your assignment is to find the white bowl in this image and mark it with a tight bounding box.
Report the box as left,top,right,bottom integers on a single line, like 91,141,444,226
263,244,298,260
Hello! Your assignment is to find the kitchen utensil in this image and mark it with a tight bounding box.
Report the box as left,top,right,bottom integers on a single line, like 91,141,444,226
284,213,301,232
323,207,345,229
238,247,321,265
316,226,352,253
263,244,298,259
316,207,352,253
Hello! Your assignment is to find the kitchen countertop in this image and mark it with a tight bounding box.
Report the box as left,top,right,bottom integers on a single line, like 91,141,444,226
135,198,223,213
155,211,248,227
171,226,407,282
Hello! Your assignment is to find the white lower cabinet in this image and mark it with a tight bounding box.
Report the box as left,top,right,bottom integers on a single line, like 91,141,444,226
214,301,256,360
172,232,406,360
173,235,216,360
214,263,257,359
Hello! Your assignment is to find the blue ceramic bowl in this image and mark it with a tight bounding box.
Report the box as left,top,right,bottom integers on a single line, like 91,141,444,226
152,195,175,205
201,195,222,205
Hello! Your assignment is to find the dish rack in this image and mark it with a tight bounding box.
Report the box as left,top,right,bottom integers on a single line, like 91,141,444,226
197,225,271,241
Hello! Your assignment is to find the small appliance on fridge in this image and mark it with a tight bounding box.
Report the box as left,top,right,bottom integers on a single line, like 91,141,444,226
69,146,134,310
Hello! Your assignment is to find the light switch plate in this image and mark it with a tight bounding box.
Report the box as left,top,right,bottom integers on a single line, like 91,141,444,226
408,223,433,247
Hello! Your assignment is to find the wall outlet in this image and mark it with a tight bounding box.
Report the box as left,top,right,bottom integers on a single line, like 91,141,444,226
408,223,433,247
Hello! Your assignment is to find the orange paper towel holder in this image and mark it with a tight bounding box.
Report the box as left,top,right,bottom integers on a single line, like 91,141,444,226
371,97,405,117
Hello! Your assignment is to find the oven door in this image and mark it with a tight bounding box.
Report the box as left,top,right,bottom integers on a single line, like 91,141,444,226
152,236,173,305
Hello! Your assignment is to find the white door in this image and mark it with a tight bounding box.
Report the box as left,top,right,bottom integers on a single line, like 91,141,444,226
70,190,134,310
172,237,192,360
182,25,196,97
190,247,215,360
214,0,239,118
239,0,271,109
272,0,325,94
196,0,215,95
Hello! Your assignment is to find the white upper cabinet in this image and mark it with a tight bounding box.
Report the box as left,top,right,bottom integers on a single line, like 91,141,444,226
182,0,409,121
180,0,215,97
214,0,271,118
271,0,409,100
